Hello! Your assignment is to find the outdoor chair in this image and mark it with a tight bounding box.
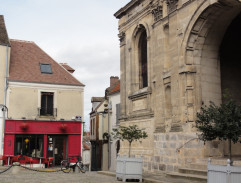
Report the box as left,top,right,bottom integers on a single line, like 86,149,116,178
25,156,33,168
45,157,54,168
0,155,7,165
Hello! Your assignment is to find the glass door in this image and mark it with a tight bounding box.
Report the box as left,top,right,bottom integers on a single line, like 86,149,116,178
47,135,67,166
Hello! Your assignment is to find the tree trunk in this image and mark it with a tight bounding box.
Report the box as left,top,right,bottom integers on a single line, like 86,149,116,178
229,139,233,165
128,142,131,158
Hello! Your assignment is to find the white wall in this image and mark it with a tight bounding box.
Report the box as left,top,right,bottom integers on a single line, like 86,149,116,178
108,92,120,171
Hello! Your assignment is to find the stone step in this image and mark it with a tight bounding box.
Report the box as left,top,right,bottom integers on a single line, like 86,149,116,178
166,172,207,183
178,167,207,176
189,163,207,170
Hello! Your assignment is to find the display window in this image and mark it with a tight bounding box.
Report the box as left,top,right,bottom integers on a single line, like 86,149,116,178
15,135,44,157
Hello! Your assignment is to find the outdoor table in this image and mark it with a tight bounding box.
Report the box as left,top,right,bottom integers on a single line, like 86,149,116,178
5,155,14,166
37,157,45,168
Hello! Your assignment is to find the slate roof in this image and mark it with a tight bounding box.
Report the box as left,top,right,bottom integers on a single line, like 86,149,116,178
91,97,104,103
8,39,84,86
0,15,10,46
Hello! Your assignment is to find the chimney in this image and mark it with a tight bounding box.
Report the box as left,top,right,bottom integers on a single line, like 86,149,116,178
110,76,119,87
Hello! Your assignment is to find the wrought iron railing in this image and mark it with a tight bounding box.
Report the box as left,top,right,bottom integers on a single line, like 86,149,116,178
37,108,57,117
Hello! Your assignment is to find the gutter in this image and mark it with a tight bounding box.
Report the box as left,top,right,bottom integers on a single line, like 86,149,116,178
2,45,9,155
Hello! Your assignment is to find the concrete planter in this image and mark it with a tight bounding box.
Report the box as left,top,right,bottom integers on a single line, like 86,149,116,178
208,158,241,183
116,156,142,182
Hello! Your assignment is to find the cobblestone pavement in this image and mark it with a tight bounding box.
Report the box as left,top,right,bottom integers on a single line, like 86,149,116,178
0,168,120,183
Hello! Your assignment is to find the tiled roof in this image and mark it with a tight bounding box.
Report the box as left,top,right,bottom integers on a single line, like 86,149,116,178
60,63,75,73
0,15,10,46
8,40,84,86
108,80,120,95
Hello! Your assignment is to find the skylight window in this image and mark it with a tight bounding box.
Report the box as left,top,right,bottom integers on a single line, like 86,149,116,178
40,63,52,74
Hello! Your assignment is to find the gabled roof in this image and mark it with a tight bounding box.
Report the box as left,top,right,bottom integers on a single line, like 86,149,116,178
108,80,120,95
8,40,84,86
0,15,10,46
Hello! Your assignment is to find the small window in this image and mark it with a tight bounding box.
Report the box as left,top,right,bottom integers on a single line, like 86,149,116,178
138,30,148,88
40,63,52,74
40,92,54,116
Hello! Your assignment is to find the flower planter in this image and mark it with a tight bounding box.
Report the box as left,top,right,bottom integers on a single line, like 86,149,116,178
59,124,67,132
116,156,142,182
20,122,29,131
208,158,241,183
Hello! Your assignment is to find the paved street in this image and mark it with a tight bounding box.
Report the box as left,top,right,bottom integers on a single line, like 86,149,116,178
0,168,120,183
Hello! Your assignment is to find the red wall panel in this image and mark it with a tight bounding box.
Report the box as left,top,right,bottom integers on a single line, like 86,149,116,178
4,134,14,155
5,120,82,134
68,135,81,157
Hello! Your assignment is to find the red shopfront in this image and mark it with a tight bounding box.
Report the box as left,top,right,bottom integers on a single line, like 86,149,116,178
4,120,82,166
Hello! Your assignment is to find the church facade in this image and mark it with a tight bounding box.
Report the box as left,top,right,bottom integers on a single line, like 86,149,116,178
115,0,241,172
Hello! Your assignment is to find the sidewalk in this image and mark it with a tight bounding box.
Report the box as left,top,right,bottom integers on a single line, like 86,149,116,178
98,171,206,183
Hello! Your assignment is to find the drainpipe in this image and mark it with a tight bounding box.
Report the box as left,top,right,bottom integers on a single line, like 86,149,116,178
81,121,84,160
2,45,9,155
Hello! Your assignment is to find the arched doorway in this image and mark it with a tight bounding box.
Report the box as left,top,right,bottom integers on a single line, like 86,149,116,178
184,0,241,157
220,12,241,104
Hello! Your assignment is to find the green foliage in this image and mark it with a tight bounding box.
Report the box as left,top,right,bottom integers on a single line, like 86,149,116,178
196,99,241,143
196,97,241,160
112,125,148,157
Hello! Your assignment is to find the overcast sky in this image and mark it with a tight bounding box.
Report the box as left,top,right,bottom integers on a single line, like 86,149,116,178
1,0,130,130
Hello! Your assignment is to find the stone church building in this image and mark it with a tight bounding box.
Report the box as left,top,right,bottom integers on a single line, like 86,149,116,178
114,0,241,173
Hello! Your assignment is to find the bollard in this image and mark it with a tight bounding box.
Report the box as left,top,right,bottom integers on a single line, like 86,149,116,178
11,162,21,174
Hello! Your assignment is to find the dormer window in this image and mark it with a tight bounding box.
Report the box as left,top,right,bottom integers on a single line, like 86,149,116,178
40,63,52,74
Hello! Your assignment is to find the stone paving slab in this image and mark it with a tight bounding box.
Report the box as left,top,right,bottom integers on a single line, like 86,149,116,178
98,171,207,183
0,166,207,183
0,167,120,183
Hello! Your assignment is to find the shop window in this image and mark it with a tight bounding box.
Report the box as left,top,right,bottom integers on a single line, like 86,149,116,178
138,30,148,88
15,135,43,157
40,92,54,116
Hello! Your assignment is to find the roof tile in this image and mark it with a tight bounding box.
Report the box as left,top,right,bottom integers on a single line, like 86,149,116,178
8,40,84,86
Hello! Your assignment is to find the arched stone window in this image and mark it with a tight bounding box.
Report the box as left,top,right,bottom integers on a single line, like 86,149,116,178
138,29,148,89
165,85,172,117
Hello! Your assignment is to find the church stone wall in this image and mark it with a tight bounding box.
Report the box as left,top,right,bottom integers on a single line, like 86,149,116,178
115,0,241,173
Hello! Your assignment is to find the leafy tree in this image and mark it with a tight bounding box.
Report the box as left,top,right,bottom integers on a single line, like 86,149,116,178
112,125,148,157
196,97,241,162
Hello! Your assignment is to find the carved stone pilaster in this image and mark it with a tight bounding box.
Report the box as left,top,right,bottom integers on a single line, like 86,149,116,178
165,0,178,13
118,32,125,47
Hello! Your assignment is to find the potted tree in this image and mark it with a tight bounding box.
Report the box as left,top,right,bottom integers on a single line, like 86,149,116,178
195,96,241,182
112,125,148,182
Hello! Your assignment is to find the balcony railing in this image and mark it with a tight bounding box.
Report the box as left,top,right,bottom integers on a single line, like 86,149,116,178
37,108,57,117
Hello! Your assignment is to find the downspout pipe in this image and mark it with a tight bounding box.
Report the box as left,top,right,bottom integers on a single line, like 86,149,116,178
81,121,85,159
2,45,9,155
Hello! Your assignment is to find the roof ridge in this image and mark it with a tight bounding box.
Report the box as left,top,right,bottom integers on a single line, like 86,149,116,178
10,39,34,44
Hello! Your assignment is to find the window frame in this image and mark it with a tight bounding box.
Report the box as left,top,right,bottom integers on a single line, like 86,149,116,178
138,29,148,89
40,92,54,116
14,134,44,157
38,90,57,117
40,63,52,74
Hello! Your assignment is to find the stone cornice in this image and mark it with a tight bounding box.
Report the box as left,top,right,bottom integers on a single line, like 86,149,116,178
114,0,145,19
